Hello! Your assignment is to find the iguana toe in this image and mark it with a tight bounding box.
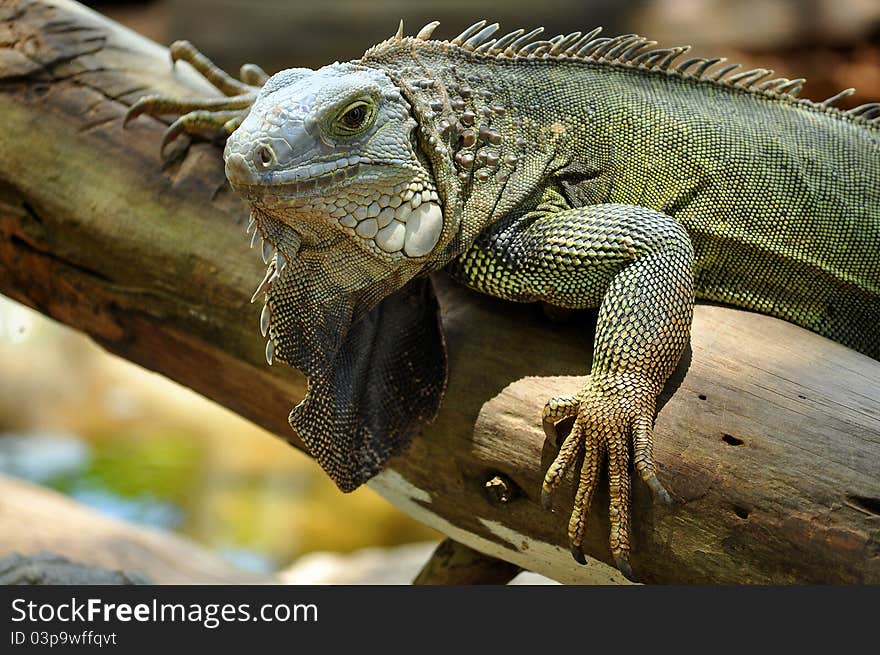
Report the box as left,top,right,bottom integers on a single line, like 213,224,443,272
541,394,580,447
159,109,245,156
169,39,254,97
125,42,263,155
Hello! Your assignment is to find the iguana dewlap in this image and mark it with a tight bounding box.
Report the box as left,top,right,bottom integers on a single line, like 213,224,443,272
125,21,880,580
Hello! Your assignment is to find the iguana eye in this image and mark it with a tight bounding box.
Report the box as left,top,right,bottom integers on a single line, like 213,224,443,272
342,104,367,127
333,99,376,135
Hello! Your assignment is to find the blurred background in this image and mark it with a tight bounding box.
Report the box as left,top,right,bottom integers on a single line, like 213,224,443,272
99,0,880,107
1,0,878,583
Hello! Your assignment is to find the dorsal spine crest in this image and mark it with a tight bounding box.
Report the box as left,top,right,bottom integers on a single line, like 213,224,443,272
363,19,878,127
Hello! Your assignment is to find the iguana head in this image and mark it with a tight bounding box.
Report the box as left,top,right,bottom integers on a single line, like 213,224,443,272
222,62,449,492
224,62,446,268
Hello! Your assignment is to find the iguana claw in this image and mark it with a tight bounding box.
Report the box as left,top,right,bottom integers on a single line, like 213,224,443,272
540,488,552,511
613,553,635,581
644,472,674,505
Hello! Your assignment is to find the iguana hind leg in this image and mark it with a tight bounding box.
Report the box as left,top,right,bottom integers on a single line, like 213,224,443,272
448,195,694,580
123,40,263,153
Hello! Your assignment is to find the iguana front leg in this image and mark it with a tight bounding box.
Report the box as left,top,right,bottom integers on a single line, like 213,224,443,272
123,41,265,153
448,195,694,579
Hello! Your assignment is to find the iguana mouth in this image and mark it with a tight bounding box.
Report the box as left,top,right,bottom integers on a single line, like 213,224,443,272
226,155,368,197
227,152,423,200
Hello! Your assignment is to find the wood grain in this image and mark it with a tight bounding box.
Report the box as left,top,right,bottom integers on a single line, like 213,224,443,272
1,0,878,583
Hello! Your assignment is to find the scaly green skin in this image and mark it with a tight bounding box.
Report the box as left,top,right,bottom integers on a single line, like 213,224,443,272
127,23,880,581
362,36,879,357
441,69,880,352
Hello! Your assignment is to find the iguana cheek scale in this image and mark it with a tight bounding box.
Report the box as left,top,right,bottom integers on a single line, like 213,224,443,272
125,20,880,581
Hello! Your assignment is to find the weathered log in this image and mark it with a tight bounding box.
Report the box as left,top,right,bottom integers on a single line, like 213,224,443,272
1,0,878,584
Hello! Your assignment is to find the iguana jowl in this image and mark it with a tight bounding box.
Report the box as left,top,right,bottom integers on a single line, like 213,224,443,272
126,20,880,579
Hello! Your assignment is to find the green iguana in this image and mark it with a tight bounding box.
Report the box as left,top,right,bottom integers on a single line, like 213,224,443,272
124,20,880,580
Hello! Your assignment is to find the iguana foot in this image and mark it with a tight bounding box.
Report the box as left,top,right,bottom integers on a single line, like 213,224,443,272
123,40,266,154
541,375,672,580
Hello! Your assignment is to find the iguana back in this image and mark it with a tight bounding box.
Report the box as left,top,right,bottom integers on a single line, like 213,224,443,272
361,30,880,358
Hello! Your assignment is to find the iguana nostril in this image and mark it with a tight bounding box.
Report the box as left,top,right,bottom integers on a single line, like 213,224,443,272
256,145,275,168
